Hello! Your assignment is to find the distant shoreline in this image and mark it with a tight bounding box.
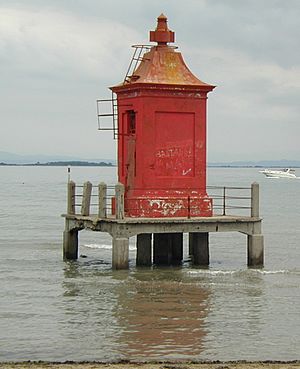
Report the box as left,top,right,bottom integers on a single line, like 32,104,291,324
207,165,300,168
1,162,299,168
0,161,115,167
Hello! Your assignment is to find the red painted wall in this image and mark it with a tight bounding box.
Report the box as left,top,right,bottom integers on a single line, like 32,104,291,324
115,87,212,217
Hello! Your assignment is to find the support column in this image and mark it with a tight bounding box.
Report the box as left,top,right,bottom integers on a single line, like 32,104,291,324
247,234,264,267
112,236,129,270
153,234,170,265
153,233,183,265
188,233,194,257
171,233,183,265
63,221,78,260
190,232,209,266
136,234,152,266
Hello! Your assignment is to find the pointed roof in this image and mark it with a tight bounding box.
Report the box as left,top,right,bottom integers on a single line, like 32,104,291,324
111,14,215,91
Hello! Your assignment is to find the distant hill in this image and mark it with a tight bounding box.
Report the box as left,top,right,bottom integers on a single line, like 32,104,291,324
1,151,299,168
29,161,113,167
0,151,115,165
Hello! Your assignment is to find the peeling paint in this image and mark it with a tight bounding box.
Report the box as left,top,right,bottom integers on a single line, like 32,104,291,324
149,199,184,216
125,195,213,218
182,168,192,176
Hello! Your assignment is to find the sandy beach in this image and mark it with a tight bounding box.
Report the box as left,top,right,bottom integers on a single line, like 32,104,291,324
0,362,299,369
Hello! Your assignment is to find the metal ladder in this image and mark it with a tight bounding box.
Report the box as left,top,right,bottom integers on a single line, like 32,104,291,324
123,44,151,84
96,91,118,139
97,45,152,139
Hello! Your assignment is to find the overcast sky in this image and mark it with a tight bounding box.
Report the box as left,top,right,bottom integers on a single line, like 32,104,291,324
1,0,299,161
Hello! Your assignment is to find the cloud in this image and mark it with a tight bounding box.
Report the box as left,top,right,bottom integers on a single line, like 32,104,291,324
0,7,139,81
183,44,300,160
0,1,299,161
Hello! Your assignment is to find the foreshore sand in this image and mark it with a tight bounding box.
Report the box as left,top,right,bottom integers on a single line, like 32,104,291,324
0,362,299,369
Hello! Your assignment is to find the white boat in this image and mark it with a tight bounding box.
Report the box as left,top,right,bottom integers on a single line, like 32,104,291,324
259,168,297,179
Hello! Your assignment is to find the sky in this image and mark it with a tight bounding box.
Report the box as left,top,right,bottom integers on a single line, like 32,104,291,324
0,0,299,162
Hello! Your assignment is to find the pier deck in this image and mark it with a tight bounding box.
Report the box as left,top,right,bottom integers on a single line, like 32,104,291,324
62,182,264,269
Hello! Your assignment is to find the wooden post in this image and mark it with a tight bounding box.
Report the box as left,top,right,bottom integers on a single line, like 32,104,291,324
115,182,125,219
136,234,152,266
67,181,76,215
112,237,129,269
81,181,92,216
98,182,107,218
251,182,259,217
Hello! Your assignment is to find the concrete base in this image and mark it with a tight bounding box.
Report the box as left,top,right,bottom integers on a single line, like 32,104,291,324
189,232,209,266
112,237,129,270
62,214,264,269
136,234,152,266
247,234,264,267
63,229,78,260
153,233,183,265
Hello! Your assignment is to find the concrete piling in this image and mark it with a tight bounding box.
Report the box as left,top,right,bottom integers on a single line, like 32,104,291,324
189,232,209,266
247,234,264,266
153,233,183,265
112,237,129,269
136,234,152,266
153,233,169,265
171,233,183,265
63,221,78,260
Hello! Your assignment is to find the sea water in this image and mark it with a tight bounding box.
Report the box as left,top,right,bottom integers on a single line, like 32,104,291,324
0,166,299,362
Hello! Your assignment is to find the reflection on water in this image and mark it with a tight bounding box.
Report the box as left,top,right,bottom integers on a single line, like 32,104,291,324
62,263,210,360
61,262,273,361
114,269,210,360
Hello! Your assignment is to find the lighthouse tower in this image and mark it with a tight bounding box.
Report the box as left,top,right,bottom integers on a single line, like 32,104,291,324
63,14,264,270
111,14,215,218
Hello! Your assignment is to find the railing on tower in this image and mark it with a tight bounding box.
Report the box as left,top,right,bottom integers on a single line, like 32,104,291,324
97,45,151,140
123,44,151,84
96,91,118,139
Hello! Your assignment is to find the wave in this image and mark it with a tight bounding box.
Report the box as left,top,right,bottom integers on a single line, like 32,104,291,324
187,270,237,276
186,269,300,276
82,243,137,251
250,269,300,275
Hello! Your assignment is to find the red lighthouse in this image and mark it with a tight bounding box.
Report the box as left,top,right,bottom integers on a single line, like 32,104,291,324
111,14,215,218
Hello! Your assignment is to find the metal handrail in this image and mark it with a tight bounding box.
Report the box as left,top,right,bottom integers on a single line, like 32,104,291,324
68,182,257,219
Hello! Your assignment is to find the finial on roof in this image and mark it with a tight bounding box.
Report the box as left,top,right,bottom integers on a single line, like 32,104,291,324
149,14,175,45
